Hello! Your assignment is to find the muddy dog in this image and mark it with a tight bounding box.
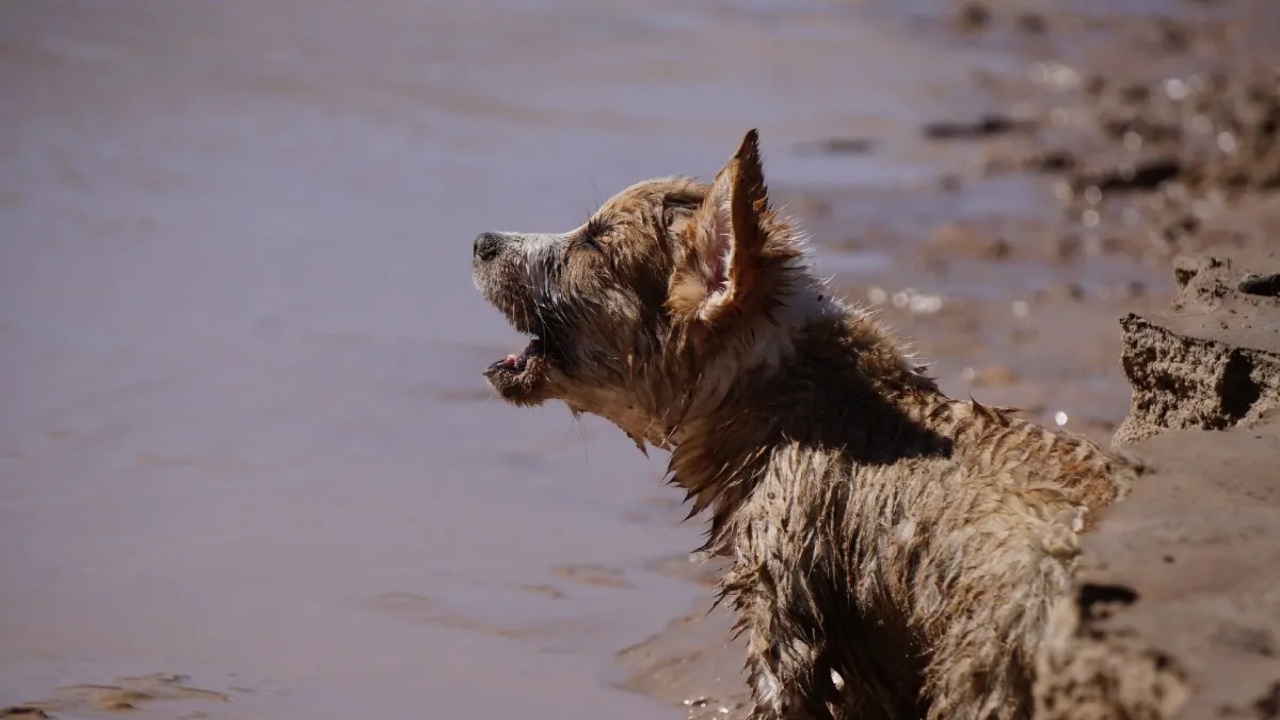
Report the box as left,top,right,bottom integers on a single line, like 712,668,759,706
472,130,1135,720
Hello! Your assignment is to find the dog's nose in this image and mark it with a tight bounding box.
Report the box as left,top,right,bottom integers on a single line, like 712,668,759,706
473,232,506,262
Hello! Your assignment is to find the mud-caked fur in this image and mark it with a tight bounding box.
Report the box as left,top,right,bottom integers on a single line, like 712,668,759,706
472,130,1137,720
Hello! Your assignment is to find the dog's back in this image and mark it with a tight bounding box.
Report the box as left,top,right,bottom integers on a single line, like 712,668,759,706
669,312,1134,719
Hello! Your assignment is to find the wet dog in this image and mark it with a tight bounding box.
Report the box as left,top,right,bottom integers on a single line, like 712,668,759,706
472,131,1135,719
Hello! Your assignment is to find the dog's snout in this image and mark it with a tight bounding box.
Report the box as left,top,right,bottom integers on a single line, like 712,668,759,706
474,232,507,262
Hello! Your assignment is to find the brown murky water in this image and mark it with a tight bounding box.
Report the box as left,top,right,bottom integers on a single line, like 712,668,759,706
0,1,1177,718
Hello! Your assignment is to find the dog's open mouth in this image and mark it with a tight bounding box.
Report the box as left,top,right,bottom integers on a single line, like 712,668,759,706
482,332,555,405
487,335,545,375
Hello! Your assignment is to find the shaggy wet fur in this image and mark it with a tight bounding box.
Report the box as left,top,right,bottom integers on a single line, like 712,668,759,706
472,131,1137,719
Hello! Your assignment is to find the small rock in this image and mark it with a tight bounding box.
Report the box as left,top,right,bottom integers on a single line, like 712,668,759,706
1238,273,1280,297
923,114,1034,140
953,1,990,31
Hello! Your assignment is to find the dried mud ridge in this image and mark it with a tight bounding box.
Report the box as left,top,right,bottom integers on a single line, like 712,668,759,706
1115,247,1280,445
0,673,230,718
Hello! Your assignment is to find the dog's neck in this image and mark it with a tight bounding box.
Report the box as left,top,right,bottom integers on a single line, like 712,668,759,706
657,301,940,545
590,276,933,469
670,299,929,446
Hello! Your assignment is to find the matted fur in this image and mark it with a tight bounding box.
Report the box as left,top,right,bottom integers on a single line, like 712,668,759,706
472,130,1136,720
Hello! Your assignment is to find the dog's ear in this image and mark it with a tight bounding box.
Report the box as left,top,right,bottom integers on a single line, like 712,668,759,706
669,129,785,326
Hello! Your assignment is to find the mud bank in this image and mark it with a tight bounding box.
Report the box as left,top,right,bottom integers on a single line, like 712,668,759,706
1038,414,1280,720
1037,244,1280,720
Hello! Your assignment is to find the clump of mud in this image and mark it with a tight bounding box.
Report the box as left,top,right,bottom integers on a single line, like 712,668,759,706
1114,247,1280,444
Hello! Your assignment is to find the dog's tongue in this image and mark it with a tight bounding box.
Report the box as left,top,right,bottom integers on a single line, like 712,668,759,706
499,354,520,369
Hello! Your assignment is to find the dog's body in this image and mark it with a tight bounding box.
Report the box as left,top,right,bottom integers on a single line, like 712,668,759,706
472,131,1135,719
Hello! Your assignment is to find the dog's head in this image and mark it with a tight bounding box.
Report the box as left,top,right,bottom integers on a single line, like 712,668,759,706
472,130,830,445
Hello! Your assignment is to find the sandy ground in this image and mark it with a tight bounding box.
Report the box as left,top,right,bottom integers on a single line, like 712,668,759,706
1,1,1278,719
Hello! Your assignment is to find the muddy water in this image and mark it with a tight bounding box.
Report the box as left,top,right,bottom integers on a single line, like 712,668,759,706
1,2,1058,718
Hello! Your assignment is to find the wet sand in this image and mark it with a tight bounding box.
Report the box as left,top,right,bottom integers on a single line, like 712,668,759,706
2,1,1277,718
